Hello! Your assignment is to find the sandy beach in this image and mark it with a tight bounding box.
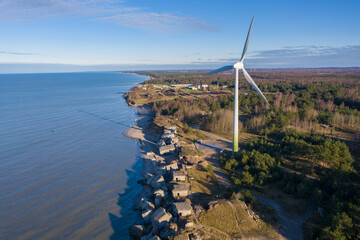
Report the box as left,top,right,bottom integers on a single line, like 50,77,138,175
125,105,157,176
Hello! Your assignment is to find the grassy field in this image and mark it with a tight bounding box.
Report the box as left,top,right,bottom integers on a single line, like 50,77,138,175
233,200,281,239
187,167,223,195
199,200,242,238
199,200,283,239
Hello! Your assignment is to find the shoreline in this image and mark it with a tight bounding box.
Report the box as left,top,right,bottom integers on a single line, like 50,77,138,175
124,103,177,240
125,104,157,177
124,73,156,178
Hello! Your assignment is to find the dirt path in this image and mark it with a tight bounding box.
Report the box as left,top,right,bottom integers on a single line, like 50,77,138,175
194,224,234,240
227,201,245,239
190,123,233,187
253,194,313,240
194,137,232,188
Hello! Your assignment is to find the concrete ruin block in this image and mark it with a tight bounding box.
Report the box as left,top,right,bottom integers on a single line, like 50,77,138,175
159,144,176,155
172,171,186,182
172,184,188,198
161,133,175,139
141,233,154,240
153,189,165,198
142,209,153,224
150,175,165,189
164,125,177,133
148,236,161,240
159,222,177,239
145,173,154,181
173,202,192,217
140,197,155,211
163,161,179,171
154,197,162,208
161,185,168,192
151,207,172,231
129,225,144,239
146,177,153,186
185,221,194,229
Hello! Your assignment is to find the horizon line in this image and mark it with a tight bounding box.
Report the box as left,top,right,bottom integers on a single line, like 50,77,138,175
1,66,360,75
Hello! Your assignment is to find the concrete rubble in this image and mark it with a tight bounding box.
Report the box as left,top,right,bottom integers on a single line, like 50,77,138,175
173,202,192,217
130,125,195,240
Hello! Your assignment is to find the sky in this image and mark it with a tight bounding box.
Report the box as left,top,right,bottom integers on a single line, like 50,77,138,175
0,0,359,73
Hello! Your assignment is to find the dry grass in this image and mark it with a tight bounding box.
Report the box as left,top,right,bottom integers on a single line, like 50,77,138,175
204,127,258,146
234,200,259,236
173,232,192,240
177,127,209,143
202,227,232,240
199,200,283,239
233,200,281,239
199,201,242,238
188,167,222,195
238,132,259,145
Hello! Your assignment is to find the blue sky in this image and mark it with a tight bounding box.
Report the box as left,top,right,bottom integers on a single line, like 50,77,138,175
0,0,359,73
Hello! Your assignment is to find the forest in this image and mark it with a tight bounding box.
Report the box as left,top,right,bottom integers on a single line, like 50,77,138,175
220,131,358,239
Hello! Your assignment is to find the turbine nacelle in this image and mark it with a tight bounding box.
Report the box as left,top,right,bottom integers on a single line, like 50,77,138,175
205,16,269,105
233,61,244,70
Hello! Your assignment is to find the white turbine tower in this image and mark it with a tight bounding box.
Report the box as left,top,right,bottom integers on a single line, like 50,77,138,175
206,17,269,153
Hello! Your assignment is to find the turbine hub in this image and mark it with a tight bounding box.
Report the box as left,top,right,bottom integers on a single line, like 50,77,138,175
233,61,243,69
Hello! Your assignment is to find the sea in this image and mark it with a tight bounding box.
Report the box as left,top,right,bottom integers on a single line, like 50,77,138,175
0,72,147,240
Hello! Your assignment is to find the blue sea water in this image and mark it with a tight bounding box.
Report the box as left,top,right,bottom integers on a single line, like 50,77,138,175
0,72,146,240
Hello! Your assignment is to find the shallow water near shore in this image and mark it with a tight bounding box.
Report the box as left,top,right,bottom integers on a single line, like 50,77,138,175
0,72,146,240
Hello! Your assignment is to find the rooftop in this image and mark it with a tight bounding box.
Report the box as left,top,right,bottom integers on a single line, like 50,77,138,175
152,207,171,222
173,184,187,191
173,171,185,177
159,144,176,151
174,202,192,212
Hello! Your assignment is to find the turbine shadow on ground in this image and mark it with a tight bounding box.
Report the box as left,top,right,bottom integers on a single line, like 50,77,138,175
196,142,225,152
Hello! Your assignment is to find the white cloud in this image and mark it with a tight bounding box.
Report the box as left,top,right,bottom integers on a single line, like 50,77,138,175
248,45,360,59
0,0,214,32
95,9,215,32
189,45,360,68
0,0,107,19
246,45,360,67
0,50,36,55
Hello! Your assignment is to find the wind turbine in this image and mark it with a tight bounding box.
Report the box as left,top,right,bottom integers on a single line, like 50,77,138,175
206,17,269,153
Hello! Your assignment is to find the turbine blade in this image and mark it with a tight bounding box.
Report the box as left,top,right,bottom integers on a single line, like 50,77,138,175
205,65,233,75
239,16,254,62
242,68,269,104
